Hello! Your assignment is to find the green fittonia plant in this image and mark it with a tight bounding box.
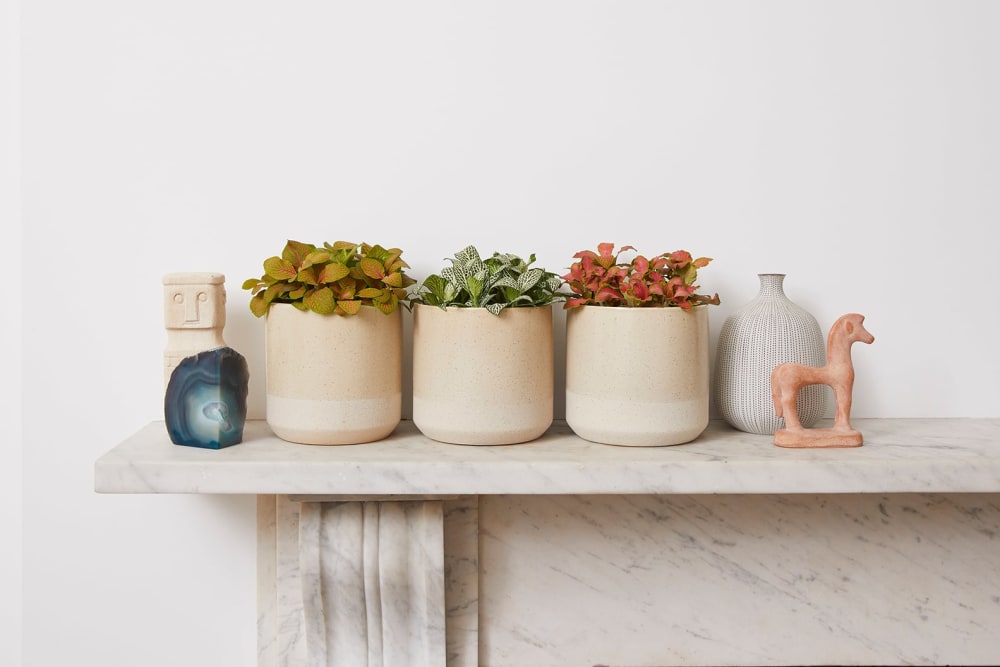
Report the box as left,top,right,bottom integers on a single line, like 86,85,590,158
412,245,566,316
563,243,720,311
243,239,416,317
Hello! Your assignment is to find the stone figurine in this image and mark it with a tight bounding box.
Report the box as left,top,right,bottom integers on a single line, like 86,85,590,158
163,272,248,449
163,272,228,387
770,313,874,448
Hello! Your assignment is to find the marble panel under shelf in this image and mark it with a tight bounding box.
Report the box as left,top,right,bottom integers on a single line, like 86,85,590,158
479,493,1000,666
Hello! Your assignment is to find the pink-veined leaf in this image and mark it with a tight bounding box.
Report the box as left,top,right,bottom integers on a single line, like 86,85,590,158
296,266,318,285
595,243,617,268
249,294,268,318
336,299,362,316
595,287,621,302
264,257,297,281
649,255,668,270
301,250,331,269
332,278,355,300
668,250,693,268
359,257,385,280
374,292,398,315
304,287,335,314
630,281,649,300
318,262,350,284
282,240,315,267
674,284,694,299
382,271,404,287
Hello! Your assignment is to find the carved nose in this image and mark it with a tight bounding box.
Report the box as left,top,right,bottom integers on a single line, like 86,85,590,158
185,297,200,322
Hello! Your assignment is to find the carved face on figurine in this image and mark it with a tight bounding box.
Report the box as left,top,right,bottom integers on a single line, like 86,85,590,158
163,273,226,329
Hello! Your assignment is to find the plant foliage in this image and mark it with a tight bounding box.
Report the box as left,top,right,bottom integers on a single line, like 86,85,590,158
412,246,566,316
242,239,416,317
563,243,720,311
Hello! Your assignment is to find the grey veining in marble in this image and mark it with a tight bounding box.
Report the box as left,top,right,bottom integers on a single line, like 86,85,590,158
258,497,478,667
299,502,365,665
479,493,1000,666
96,419,1000,495
297,500,446,667
443,498,478,667
264,494,308,667
258,495,279,667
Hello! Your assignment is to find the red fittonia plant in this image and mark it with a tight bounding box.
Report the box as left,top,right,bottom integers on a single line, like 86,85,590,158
563,243,720,310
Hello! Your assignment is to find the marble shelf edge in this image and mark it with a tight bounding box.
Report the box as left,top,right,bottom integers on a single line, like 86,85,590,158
94,418,1000,496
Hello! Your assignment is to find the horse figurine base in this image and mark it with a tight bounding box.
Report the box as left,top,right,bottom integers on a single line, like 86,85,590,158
770,313,874,449
774,427,863,448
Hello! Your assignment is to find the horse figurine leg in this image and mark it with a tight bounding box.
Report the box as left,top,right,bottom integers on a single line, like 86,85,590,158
771,364,810,432
832,378,854,431
779,385,805,431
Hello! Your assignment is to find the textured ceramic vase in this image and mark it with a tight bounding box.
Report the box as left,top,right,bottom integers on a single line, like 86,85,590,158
566,305,710,447
265,304,402,445
713,273,826,435
413,304,554,445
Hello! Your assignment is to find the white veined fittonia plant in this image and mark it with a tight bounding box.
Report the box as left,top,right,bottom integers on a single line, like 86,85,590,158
412,246,566,316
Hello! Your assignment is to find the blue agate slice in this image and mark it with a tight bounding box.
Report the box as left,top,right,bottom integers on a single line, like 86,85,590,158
165,347,249,449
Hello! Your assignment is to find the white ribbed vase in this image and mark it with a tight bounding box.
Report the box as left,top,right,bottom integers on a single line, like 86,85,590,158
713,274,826,434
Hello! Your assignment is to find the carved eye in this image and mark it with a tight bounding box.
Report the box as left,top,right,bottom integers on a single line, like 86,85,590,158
173,293,184,304
197,292,208,302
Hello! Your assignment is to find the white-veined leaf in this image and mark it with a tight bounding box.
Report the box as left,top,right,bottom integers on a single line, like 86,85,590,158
517,268,543,292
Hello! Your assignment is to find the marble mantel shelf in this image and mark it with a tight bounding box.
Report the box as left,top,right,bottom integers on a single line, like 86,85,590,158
95,418,1000,496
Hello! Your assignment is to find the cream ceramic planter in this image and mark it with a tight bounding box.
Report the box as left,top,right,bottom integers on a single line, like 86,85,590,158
265,303,401,445
566,305,710,446
413,304,554,445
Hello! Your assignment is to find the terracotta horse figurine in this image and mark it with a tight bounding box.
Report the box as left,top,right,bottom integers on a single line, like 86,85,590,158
771,313,874,448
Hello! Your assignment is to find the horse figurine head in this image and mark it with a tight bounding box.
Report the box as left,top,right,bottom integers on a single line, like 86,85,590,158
837,313,875,347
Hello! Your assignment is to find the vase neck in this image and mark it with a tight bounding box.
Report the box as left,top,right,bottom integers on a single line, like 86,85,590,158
756,273,787,299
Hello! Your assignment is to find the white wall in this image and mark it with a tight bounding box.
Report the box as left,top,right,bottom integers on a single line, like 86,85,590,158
2,0,22,664
19,1,1000,665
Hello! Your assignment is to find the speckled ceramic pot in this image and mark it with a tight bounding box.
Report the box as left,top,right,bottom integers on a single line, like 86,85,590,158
566,305,710,446
265,304,401,445
412,304,553,445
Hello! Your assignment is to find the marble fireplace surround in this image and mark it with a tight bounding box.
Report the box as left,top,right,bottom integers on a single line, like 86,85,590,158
96,419,1000,666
